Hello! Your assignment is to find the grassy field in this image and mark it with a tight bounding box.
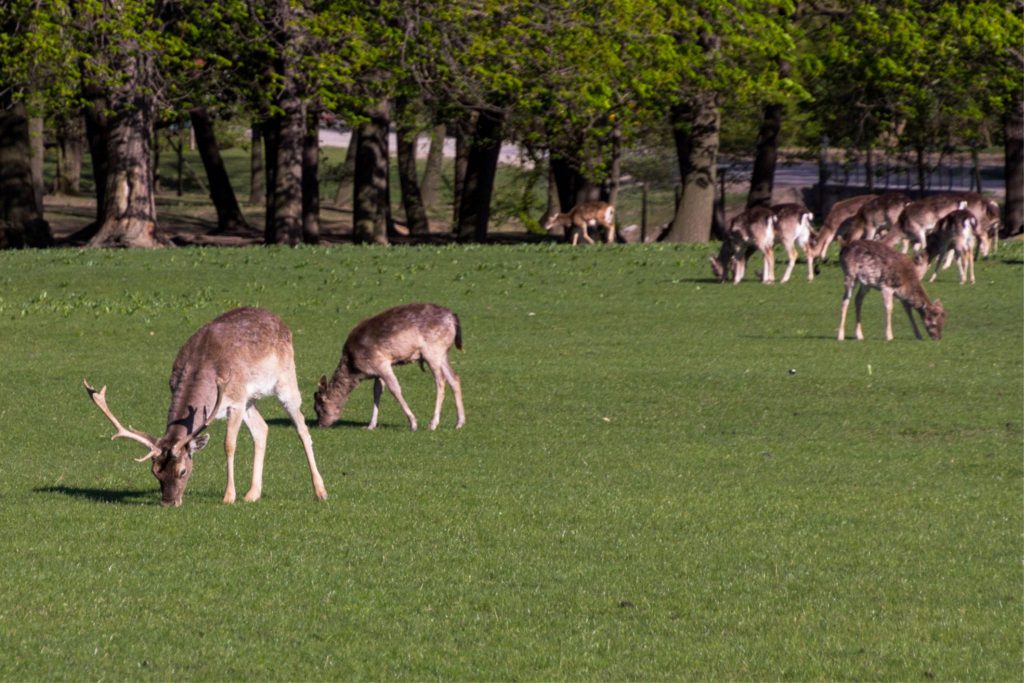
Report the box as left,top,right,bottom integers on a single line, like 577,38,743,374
0,241,1020,680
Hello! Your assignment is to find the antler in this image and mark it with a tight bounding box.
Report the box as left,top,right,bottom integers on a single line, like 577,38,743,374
190,380,226,438
83,379,160,461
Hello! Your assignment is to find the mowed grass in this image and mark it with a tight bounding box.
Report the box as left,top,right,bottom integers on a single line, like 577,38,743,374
0,242,1020,681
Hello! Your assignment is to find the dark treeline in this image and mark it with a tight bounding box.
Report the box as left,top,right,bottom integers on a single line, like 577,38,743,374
0,0,1020,248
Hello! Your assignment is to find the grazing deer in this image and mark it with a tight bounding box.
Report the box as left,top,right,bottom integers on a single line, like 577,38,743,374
543,201,616,245
837,240,945,341
771,202,816,283
926,209,977,285
709,206,776,284
84,307,328,507
953,191,1001,257
812,194,877,262
314,303,465,432
883,194,967,252
844,192,911,243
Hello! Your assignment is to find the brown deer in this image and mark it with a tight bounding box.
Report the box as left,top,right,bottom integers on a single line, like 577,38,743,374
926,209,977,285
811,194,877,262
314,303,465,431
837,240,945,341
844,192,911,243
84,307,328,507
953,191,1001,257
543,201,616,245
883,194,967,252
771,202,816,283
709,206,776,284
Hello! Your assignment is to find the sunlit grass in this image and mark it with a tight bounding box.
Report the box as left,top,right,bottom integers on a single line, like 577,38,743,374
0,242,1020,680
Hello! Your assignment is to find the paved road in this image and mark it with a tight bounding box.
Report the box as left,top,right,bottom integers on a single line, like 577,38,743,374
319,129,1006,197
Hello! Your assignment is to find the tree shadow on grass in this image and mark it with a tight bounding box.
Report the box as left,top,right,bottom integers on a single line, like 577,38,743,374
35,485,153,505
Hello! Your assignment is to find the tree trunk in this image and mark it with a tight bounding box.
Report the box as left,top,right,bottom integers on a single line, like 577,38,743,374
549,156,590,210
262,117,279,241
746,102,782,208
746,61,789,209
190,107,249,234
83,95,109,227
395,101,430,236
456,109,504,242
1004,89,1023,236
604,122,622,206
55,115,85,195
0,98,52,248
332,129,358,208
265,88,304,245
249,123,264,205
302,106,320,244
29,116,44,211
352,101,391,245
421,123,446,210
664,93,721,243
451,111,476,231
87,94,163,248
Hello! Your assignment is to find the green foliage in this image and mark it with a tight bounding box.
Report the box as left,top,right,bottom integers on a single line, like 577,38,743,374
0,244,1020,679
802,0,1023,151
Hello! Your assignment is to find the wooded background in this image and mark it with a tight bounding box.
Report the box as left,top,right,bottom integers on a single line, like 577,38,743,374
1,0,1021,248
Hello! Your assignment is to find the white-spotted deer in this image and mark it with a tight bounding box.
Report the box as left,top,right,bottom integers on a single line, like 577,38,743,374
771,203,816,283
314,303,465,432
84,307,328,507
709,206,776,284
837,240,945,341
543,201,616,245
811,194,877,262
883,194,967,252
844,192,911,243
926,209,977,285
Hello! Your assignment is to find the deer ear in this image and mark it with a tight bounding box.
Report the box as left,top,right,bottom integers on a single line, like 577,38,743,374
188,433,211,455
318,374,328,390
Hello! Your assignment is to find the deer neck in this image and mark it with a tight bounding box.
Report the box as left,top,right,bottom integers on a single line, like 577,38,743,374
324,364,363,412
899,282,932,312
166,367,220,439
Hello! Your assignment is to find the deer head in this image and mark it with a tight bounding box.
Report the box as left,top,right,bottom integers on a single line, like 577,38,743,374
922,300,945,340
84,379,223,507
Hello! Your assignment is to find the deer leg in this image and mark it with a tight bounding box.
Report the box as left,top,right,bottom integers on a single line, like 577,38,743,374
379,366,417,431
580,222,595,245
881,288,898,341
928,243,947,283
901,301,923,340
604,222,615,244
780,245,797,284
967,247,975,284
242,405,268,502
733,255,746,285
426,362,446,431
763,246,775,284
838,283,854,341
223,405,245,504
570,229,580,246
441,360,465,429
275,377,328,501
854,285,869,340
368,377,383,429
805,247,815,282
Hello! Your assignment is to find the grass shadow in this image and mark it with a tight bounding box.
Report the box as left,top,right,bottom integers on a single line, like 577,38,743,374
35,485,153,505
266,416,374,430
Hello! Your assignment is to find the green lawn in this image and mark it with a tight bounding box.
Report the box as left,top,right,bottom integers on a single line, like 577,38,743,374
0,242,1020,680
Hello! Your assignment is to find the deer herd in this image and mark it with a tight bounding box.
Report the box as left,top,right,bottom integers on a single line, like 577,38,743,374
84,191,1002,506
